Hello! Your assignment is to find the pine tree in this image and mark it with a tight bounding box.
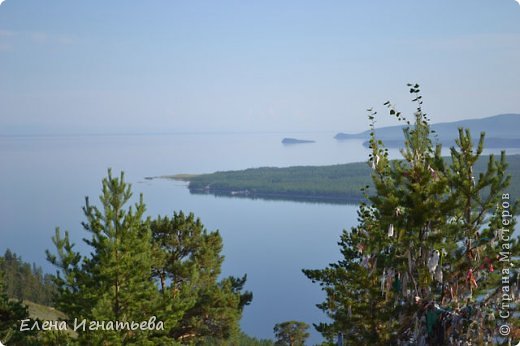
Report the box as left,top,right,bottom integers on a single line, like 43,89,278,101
0,259,38,345
150,211,252,344
304,85,519,345
48,171,253,345
0,249,56,306
47,170,160,345
273,321,310,346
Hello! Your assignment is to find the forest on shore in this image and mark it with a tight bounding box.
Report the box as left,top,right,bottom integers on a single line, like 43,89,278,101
170,154,520,205
2,86,519,345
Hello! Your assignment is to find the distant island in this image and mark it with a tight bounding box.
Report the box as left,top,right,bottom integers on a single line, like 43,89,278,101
159,115,520,204
335,113,520,148
282,137,315,144
165,154,520,205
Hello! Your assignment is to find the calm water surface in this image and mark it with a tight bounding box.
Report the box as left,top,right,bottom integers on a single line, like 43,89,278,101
1,132,517,343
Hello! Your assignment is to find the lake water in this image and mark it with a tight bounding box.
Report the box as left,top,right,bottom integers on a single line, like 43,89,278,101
1,132,518,344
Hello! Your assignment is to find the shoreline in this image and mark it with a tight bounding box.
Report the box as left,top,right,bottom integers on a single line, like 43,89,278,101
155,154,520,206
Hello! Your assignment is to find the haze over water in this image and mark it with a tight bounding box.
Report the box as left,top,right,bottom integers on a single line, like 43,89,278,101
3,130,520,343
1,1,519,344
0,132,371,342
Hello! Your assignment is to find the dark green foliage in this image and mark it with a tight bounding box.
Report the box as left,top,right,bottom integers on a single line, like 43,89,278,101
151,211,252,343
233,332,274,346
0,249,56,306
273,321,310,346
0,259,38,345
179,164,372,203
201,332,274,346
47,170,161,345
304,85,519,344
175,155,520,205
47,170,252,345
0,260,76,345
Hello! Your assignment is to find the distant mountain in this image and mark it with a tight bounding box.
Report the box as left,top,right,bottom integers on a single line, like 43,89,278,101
282,137,315,144
335,114,520,147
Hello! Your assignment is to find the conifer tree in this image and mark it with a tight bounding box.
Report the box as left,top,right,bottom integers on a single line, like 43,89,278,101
48,171,252,345
273,321,310,346
304,85,519,345
150,211,252,344
0,260,38,345
0,249,56,306
47,170,160,345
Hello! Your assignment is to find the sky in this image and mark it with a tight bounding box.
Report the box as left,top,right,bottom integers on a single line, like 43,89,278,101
0,0,519,135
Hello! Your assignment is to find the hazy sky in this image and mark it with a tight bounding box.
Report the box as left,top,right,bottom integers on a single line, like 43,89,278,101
0,0,519,135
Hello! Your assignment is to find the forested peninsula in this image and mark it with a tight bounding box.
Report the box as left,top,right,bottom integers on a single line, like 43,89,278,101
167,154,520,204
